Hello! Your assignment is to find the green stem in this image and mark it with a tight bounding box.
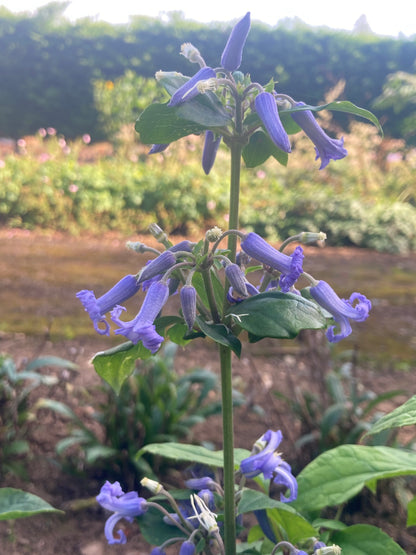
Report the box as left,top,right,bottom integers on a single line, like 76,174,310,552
219,128,243,555
219,343,236,555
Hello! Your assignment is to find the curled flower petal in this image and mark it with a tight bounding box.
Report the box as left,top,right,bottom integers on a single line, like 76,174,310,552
76,275,140,336
96,481,147,545
111,281,169,352
221,12,251,71
310,280,371,343
240,233,303,292
255,92,291,153
202,130,222,175
291,102,347,169
168,67,216,107
240,430,297,503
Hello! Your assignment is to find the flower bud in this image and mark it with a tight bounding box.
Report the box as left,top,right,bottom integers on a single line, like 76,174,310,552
180,285,197,331
221,12,251,71
140,477,163,494
225,263,248,297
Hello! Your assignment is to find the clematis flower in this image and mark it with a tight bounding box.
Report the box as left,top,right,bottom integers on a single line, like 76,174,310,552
111,280,169,352
240,232,303,292
240,430,298,502
150,548,166,555
255,92,291,153
202,130,222,174
168,67,216,107
220,12,251,71
225,263,249,297
309,280,371,343
291,102,347,169
149,143,169,154
180,285,197,331
96,481,147,545
76,275,140,336
137,250,176,285
179,540,196,555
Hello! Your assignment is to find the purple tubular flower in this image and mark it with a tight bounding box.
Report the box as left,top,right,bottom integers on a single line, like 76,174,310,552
150,548,166,555
240,430,298,503
202,130,222,175
225,263,248,297
168,67,216,107
240,233,303,292
137,250,176,285
111,281,169,352
179,540,196,555
255,92,291,153
180,285,197,331
96,481,147,545
185,476,215,490
149,143,169,154
310,280,371,343
291,102,347,169
169,240,194,253
76,275,140,336
221,12,251,71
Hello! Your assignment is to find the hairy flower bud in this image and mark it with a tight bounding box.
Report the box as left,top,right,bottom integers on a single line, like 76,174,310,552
255,92,291,153
180,285,197,330
221,12,251,71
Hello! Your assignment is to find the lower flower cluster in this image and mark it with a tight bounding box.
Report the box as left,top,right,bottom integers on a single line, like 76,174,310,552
95,430,339,554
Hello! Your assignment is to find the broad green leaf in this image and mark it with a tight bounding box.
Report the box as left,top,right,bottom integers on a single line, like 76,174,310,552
196,316,242,357
293,445,416,512
167,322,190,346
136,442,250,468
284,101,382,134
227,291,326,341
92,341,152,394
177,91,232,127
237,489,316,543
407,496,416,527
135,103,206,144
0,488,63,520
332,524,406,554
365,395,416,437
312,518,348,532
242,131,288,168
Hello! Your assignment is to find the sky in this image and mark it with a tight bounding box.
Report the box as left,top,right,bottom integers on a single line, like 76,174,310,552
1,0,416,38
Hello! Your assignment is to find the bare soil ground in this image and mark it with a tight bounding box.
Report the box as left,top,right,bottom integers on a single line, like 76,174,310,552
1,230,416,554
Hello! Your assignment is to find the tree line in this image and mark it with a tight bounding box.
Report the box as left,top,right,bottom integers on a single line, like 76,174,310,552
1,2,415,140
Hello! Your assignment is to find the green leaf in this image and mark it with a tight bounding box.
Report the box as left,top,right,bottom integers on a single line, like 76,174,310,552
332,524,406,554
177,91,232,128
196,316,242,357
0,488,63,520
166,322,190,346
92,341,152,394
227,291,326,341
35,398,78,420
284,100,383,134
242,131,288,168
365,395,416,437
135,103,206,144
293,445,416,512
407,496,416,527
237,489,316,543
136,442,250,468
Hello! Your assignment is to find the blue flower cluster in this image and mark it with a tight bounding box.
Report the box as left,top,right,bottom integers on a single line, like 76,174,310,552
149,12,348,173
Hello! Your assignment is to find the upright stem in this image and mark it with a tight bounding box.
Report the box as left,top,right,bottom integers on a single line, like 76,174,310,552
220,133,243,555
